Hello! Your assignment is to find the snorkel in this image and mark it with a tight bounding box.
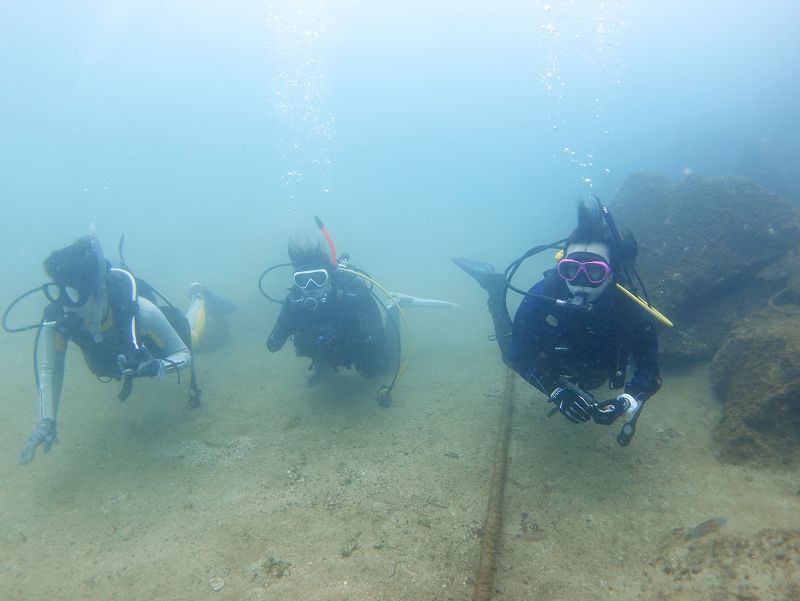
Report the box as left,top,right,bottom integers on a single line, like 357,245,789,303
315,216,338,266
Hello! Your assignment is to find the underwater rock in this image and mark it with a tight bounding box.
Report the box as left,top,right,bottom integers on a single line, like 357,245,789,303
611,172,800,362
651,527,800,598
710,309,800,466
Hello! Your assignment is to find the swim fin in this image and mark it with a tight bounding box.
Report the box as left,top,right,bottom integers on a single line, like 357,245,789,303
203,290,238,316
453,257,513,361
389,293,458,308
190,283,238,316
452,257,505,291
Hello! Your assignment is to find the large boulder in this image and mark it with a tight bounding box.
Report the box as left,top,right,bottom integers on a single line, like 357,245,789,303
611,173,800,361
710,309,800,466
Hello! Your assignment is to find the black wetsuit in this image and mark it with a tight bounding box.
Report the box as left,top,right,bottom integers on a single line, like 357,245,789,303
267,270,393,378
507,269,661,401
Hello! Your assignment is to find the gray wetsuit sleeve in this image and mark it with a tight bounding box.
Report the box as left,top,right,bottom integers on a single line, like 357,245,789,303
36,321,66,421
137,297,191,373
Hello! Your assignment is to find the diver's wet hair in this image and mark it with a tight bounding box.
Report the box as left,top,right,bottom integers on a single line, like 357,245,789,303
43,237,99,293
566,201,638,268
288,238,331,271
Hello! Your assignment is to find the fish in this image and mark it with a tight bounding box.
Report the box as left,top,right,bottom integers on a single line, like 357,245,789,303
685,516,727,540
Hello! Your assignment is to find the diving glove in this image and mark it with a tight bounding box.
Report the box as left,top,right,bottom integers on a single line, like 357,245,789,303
551,387,593,423
19,418,57,464
135,357,165,378
117,352,165,379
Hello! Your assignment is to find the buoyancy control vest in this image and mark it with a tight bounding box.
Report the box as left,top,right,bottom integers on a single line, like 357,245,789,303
528,269,637,390
55,268,200,404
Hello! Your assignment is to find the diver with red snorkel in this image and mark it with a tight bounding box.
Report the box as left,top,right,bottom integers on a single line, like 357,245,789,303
261,217,454,406
454,198,669,446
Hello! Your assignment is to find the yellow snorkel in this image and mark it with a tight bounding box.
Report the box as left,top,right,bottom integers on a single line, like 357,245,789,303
614,283,673,327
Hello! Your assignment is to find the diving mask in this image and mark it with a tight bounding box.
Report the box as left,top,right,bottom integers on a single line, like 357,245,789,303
293,269,330,289
557,258,612,285
44,283,89,307
560,244,613,302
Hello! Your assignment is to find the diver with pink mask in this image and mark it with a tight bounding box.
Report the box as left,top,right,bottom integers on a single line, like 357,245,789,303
454,199,667,446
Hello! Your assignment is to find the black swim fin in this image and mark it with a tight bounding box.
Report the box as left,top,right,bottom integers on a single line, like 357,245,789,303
452,257,513,360
452,257,504,291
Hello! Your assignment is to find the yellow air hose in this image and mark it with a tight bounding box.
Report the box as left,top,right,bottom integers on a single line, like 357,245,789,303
338,267,412,384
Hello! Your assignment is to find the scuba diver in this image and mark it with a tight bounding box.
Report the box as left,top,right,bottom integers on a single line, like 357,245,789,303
454,199,669,446
261,216,456,405
267,220,400,386
5,233,234,464
266,238,396,385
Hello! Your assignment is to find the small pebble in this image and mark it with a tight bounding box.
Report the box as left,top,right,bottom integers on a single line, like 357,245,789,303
209,576,225,591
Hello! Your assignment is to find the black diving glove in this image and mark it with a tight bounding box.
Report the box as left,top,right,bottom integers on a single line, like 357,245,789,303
19,418,57,464
135,357,165,378
117,352,165,379
550,387,593,423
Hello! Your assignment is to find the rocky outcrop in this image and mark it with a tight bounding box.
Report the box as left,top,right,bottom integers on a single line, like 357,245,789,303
611,173,800,362
610,173,800,466
710,310,800,466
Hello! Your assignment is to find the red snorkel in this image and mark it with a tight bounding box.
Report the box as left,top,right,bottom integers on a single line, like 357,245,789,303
314,216,338,266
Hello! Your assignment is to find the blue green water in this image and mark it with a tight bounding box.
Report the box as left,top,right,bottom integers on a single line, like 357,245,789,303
1,2,799,600
2,1,798,292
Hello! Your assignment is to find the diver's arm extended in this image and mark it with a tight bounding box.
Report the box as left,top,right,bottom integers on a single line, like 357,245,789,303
267,298,295,352
19,313,66,464
36,317,67,421
137,297,191,373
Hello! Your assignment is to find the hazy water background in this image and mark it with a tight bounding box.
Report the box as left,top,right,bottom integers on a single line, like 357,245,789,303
2,0,798,315
2,3,800,599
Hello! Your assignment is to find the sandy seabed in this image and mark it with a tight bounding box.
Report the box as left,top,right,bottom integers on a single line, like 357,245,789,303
1,304,798,601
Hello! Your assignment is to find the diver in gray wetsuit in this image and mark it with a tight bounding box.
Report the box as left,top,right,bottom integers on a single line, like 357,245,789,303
16,234,227,464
